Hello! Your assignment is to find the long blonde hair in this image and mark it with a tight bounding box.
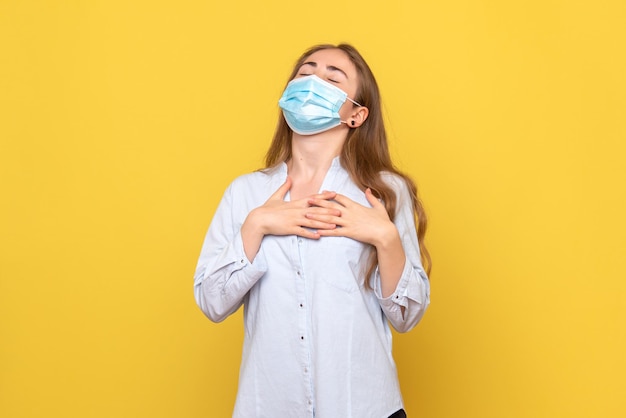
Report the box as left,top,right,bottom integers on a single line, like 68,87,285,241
265,43,431,278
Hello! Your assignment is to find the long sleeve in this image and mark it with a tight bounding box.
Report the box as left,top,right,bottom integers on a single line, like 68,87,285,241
373,174,430,332
193,182,268,322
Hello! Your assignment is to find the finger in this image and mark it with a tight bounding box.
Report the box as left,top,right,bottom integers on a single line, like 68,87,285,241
305,212,341,226
365,188,383,208
302,218,337,230
292,191,335,208
316,228,345,237
305,201,342,215
329,193,353,207
311,190,337,200
302,191,337,208
269,177,292,201
295,227,321,240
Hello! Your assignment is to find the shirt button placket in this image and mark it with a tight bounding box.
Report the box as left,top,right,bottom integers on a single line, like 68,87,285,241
294,237,314,413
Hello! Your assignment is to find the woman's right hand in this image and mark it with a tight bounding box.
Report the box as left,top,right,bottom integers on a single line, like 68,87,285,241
240,177,340,261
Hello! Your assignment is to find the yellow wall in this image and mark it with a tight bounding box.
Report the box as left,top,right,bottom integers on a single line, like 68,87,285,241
1,1,624,417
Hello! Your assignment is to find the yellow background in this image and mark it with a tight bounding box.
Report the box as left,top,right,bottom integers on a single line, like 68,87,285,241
1,1,624,417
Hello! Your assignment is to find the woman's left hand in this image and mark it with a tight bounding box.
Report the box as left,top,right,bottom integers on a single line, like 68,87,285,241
306,188,397,248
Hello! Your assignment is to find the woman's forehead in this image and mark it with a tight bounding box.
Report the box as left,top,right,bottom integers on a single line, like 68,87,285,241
304,48,354,68
302,49,355,72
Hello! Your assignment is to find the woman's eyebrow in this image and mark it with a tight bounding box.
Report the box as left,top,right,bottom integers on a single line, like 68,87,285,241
327,65,348,79
300,62,348,79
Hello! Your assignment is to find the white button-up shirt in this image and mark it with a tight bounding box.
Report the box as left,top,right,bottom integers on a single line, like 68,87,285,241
194,158,430,418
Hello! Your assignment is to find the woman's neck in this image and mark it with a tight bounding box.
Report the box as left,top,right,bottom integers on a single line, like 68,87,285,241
287,129,347,199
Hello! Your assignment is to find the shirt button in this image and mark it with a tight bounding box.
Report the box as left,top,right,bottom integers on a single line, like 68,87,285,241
299,303,303,308
300,336,304,340
296,271,301,276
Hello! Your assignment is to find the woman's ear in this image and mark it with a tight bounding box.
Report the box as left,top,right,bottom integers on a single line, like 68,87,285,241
349,106,369,128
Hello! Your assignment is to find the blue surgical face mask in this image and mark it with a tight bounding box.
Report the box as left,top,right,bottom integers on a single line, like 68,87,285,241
278,75,361,135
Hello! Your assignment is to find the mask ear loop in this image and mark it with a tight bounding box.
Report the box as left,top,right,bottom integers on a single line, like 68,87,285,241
341,97,363,126
347,97,362,106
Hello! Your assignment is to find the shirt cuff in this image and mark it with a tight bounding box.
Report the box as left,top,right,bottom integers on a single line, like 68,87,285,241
373,257,426,309
194,230,268,288
233,230,268,276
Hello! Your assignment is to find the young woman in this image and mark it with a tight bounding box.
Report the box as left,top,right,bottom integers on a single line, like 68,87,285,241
194,43,431,418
